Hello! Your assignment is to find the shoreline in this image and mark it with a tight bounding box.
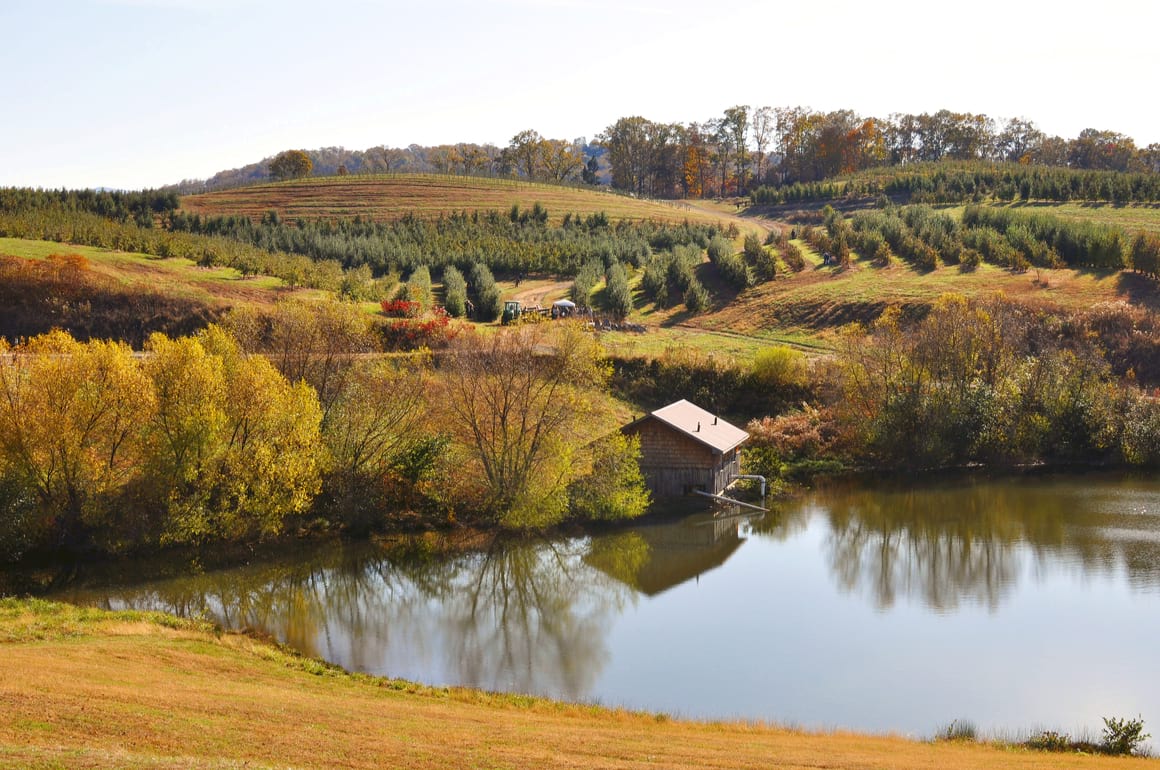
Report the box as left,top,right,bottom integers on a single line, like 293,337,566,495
0,598,1152,769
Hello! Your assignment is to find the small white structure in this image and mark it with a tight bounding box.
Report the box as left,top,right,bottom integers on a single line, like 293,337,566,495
551,299,576,318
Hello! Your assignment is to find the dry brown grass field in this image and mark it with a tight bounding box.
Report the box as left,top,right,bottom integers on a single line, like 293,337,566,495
181,174,729,226
0,601,1150,770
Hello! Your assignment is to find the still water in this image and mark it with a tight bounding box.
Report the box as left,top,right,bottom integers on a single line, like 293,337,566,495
53,472,1160,737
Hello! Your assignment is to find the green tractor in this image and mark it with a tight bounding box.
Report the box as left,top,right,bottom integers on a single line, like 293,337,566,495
502,300,522,325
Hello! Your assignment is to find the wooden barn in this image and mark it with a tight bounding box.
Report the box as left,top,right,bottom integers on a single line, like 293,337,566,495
622,400,748,498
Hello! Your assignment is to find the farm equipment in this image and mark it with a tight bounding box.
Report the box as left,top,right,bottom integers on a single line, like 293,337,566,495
502,299,555,325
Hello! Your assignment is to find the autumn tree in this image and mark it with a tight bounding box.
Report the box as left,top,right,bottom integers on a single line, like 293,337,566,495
750,106,775,186
995,117,1045,163
0,331,153,545
722,105,750,193
506,129,544,180
269,149,313,181
149,326,323,544
540,139,584,182
681,123,712,198
598,116,652,195
440,324,609,529
224,299,377,419
321,355,434,525
1068,128,1138,171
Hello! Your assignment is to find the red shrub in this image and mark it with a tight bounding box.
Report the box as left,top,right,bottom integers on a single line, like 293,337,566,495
380,299,421,318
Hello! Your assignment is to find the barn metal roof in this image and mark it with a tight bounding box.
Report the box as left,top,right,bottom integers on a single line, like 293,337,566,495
637,399,748,455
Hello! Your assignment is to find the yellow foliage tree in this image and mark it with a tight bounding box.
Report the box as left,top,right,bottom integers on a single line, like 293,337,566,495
441,323,608,529
0,331,154,541
146,327,324,544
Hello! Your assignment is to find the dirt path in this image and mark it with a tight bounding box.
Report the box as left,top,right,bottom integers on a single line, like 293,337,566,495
678,199,774,235
509,279,572,307
670,322,830,354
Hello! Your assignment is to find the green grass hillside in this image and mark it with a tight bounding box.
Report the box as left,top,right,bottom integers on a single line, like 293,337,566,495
0,236,324,344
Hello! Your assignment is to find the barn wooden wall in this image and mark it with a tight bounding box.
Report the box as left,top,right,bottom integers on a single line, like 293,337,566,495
625,420,741,498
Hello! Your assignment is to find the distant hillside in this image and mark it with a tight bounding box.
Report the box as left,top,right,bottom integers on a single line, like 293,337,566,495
166,143,610,195
0,237,317,345
179,174,717,226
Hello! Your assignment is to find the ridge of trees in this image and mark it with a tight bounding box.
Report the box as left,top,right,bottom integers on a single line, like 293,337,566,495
168,137,605,194
163,106,1159,202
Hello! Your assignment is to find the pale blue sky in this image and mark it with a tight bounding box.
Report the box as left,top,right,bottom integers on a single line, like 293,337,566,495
3,0,1157,190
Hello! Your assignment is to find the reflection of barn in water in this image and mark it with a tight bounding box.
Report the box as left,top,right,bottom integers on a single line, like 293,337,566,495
622,400,748,499
585,514,759,597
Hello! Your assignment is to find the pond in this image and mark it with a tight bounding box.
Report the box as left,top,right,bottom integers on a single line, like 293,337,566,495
49,471,1160,738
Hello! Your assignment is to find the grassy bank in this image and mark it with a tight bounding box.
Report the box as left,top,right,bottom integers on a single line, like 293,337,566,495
0,599,1151,769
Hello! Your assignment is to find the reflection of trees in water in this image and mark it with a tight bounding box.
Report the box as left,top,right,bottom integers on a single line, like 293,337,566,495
439,539,628,697
797,476,1160,611
59,537,634,701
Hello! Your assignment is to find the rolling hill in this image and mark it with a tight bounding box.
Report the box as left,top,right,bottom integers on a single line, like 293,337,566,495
180,173,729,226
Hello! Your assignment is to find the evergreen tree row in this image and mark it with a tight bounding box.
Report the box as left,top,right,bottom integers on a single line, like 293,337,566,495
167,207,721,278
751,162,1160,206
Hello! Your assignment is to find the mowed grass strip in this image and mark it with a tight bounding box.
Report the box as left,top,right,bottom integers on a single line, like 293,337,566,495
0,600,1150,770
991,201,1160,236
180,174,723,226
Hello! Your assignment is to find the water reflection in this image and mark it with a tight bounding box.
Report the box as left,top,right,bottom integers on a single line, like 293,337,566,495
36,473,1160,731
764,473,1160,611
585,515,750,596
59,538,646,700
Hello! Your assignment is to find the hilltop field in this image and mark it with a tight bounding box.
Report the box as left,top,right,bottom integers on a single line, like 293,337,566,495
180,173,734,227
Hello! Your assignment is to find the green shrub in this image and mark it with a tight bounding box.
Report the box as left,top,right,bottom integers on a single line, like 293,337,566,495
442,265,468,318
469,262,502,321
1026,730,1072,752
1101,715,1150,756
572,258,602,308
604,261,633,318
751,346,808,391
567,433,650,521
781,242,806,272
683,280,710,312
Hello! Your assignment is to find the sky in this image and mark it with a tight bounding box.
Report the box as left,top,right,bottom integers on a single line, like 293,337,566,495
2,0,1158,190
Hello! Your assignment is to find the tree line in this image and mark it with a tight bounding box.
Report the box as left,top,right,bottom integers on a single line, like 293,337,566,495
0,307,650,563
0,205,391,299
164,106,1159,200
0,187,179,227
744,294,1160,482
168,138,602,194
752,162,1160,206
599,109,1160,197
